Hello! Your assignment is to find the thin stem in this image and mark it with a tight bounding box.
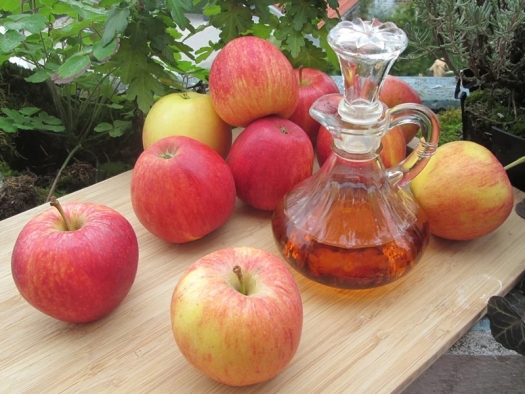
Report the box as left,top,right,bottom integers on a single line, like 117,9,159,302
45,144,82,202
233,266,246,295
49,196,72,231
504,156,525,171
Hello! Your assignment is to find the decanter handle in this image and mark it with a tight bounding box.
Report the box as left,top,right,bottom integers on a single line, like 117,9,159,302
386,103,440,188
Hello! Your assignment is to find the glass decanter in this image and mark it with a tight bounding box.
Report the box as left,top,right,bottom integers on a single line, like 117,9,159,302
271,19,440,289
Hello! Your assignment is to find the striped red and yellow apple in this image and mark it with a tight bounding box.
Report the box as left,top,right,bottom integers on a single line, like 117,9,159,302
171,246,303,386
131,136,236,243
209,36,299,127
410,141,514,240
11,199,139,323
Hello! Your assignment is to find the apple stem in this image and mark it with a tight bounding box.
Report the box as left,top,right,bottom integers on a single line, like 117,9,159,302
298,65,303,86
50,196,72,231
233,265,246,295
504,156,525,171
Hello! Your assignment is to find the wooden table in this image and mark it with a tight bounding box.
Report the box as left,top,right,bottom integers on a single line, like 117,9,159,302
1,171,524,393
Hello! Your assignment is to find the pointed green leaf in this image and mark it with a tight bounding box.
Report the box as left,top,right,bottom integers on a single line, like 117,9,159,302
25,70,51,83
1,108,27,124
94,122,113,133
101,6,130,46
52,54,91,84
4,14,49,34
166,0,192,30
0,30,25,53
93,38,118,62
126,72,166,113
19,107,40,116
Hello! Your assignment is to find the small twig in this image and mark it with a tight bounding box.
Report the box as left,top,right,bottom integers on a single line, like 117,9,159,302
45,144,82,202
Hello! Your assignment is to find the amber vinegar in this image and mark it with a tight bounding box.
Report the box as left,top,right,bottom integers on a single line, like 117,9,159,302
272,201,429,289
271,153,431,289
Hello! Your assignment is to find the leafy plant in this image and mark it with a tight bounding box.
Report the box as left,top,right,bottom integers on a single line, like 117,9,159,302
408,0,525,104
487,276,525,356
0,0,206,198
192,0,341,72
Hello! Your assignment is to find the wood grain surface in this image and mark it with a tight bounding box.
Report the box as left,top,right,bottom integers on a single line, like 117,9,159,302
1,171,524,393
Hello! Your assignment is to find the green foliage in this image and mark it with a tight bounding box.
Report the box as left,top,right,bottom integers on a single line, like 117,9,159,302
197,0,341,72
436,107,462,145
370,2,434,76
408,0,525,103
0,107,64,133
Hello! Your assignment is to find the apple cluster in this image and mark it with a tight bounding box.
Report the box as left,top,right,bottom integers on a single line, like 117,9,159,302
10,34,517,390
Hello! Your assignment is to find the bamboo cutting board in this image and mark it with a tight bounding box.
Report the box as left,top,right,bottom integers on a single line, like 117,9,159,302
1,171,524,394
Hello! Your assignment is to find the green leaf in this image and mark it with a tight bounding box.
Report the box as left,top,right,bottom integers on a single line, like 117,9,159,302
286,31,306,59
126,72,166,113
292,42,330,71
109,120,130,137
101,6,130,46
4,14,49,35
25,70,51,83
1,108,27,124
166,0,192,30
93,38,118,62
487,293,525,356
0,0,19,12
13,123,34,130
38,112,63,125
94,122,113,133
211,5,253,42
0,117,18,133
0,30,25,53
19,107,40,116
52,54,91,84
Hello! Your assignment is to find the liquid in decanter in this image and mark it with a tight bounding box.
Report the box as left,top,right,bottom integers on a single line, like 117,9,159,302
271,19,440,289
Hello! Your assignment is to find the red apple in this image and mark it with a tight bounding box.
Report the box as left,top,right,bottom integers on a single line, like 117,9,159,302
142,91,232,159
209,36,299,127
11,198,139,323
380,75,423,142
171,246,303,386
288,68,340,146
131,136,236,243
227,116,314,211
410,141,514,240
316,125,407,168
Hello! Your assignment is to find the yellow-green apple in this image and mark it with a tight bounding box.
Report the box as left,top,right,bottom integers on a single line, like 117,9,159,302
410,141,514,240
288,67,340,146
131,136,236,243
170,246,303,386
11,198,139,323
380,75,422,143
209,36,299,127
316,124,407,168
227,116,314,211
142,91,232,158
